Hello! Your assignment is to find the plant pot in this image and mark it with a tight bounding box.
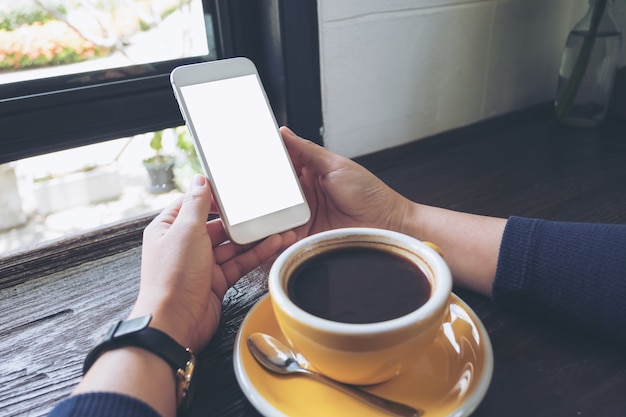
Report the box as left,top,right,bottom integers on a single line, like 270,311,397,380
32,163,123,215
0,164,27,230
143,156,176,194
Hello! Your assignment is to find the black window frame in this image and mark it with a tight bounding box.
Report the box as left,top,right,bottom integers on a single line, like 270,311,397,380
0,0,322,165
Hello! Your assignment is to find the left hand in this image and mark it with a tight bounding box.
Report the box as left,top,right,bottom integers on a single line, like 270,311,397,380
281,127,414,238
132,174,296,352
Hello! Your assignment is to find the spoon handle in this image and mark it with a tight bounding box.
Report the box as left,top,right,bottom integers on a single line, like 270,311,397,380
303,369,422,417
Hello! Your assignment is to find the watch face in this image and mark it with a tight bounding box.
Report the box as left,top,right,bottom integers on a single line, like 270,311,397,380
113,315,152,338
84,315,152,375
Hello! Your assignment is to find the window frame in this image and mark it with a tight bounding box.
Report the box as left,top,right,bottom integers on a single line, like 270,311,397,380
0,0,322,165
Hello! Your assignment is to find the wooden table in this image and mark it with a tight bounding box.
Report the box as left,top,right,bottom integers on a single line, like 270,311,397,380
1,105,625,416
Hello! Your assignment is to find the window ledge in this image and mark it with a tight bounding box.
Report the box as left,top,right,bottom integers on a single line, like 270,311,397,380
0,210,156,291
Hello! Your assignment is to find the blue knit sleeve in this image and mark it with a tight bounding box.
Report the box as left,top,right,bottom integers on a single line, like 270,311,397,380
493,216,626,345
47,392,161,417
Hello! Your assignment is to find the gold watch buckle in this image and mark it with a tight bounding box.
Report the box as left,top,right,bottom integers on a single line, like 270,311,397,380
176,348,196,410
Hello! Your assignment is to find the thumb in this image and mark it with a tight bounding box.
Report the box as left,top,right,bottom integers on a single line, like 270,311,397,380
173,174,212,229
280,126,340,174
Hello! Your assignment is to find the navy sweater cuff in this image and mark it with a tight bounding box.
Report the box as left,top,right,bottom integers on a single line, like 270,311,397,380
48,392,160,417
493,216,626,345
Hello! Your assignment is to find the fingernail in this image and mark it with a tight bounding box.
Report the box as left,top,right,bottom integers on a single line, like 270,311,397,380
281,126,295,137
192,174,206,188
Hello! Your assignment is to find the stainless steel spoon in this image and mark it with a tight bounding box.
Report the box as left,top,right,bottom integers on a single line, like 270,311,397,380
247,332,422,417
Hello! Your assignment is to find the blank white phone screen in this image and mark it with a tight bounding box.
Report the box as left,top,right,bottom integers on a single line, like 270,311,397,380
180,74,304,226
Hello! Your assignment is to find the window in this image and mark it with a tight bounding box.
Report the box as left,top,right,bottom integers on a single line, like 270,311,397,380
0,0,211,84
1,126,202,254
0,0,322,166
0,0,322,254
0,0,219,164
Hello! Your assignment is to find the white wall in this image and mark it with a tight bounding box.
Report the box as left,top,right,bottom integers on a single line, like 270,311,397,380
317,0,625,158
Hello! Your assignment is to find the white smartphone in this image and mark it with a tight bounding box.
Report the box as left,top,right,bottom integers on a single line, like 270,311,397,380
170,58,310,244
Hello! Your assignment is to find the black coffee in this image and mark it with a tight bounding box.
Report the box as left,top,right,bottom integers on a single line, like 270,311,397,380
287,247,431,324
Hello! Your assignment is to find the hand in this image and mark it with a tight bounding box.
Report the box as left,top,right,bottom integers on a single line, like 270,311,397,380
280,127,504,296
280,126,414,239
132,174,295,352
72,174,295,417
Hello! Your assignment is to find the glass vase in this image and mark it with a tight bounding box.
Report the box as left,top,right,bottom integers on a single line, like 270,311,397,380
555,0,622,127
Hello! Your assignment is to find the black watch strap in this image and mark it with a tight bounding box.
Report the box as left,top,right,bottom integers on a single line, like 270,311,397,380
83,315,189,374
82,315,196,410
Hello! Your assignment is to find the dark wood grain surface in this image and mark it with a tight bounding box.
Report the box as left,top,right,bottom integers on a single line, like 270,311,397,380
1,105,625,416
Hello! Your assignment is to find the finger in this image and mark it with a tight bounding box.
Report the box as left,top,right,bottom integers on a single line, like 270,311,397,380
280,126,304,174
219,234,284,286
206,218,229,246
210,195,220,214
203,179,220,214
171,174,212,232
280,126,339,174
144,196,184,237
212,226,298,264
213,239,254,265
279,229,298,250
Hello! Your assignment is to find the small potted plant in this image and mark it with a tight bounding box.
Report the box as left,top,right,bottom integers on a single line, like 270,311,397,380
143,130,176,193
173,126,203,191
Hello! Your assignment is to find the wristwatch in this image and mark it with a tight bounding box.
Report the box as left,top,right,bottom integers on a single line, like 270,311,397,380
83,315,196,411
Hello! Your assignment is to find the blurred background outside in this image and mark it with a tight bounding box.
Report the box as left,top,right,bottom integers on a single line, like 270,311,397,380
0,0,208,254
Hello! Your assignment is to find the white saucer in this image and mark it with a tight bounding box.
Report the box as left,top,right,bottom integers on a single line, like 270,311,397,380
234,293,493,417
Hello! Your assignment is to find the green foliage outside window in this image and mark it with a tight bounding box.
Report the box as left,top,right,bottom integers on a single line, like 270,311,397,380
0,8,62,31
0,21,110,71
0,4,109,72
0,1,187,72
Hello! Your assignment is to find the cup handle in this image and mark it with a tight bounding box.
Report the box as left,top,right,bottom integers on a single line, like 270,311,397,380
423,241,444,258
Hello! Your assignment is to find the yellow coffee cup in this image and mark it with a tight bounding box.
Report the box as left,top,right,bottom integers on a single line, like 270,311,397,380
268,227,451,385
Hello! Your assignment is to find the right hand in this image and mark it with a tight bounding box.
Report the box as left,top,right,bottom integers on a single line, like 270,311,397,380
280,127,414,240
134,174,295,353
